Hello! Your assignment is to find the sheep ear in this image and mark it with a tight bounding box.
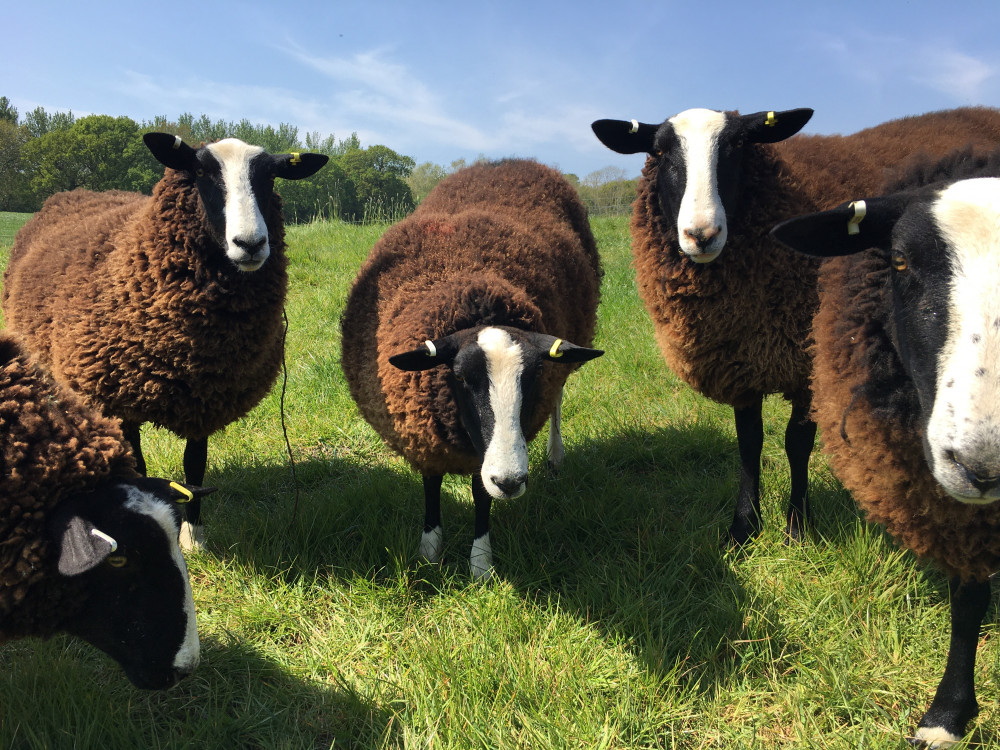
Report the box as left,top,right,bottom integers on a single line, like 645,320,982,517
273,152,329,180
532,334,604,364
591,119,660,154
168,481,218,504
389,337,460,371
143,132,200,172
770,196,911,257
742,109,813,144
50,514,116,577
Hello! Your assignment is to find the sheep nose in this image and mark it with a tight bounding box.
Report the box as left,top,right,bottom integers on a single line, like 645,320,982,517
951,451,1000,494
492,473,527,497
233,235,267,255
682,226,721,250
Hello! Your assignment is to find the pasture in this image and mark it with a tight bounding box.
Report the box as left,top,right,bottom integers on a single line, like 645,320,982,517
0,214,997,748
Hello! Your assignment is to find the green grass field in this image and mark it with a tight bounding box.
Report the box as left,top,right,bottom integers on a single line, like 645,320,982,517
0,214,996,749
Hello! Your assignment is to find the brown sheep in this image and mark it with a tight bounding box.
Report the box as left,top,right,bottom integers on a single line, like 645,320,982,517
771,147,1000,746
0,331,208,688
341,159,603,579
2,133,327,549
592,106,1000,545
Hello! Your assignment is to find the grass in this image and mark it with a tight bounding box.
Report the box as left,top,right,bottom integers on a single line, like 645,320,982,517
0,213,997,748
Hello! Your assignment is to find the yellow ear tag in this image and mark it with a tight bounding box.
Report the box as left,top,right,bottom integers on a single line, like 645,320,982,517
549,339,564,358
424,340,437,357
765,111,778,127
170,481,194,504
289,152,302,165
847,200,867,235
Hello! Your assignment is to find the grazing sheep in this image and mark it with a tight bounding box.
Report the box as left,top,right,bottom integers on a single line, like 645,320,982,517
591,106,1000,545
0,331,209,689
771,148,1000,747
340,159,603,579
2,133,327,549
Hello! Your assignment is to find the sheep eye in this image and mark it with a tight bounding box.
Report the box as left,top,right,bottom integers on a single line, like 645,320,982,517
453,372,465,383
108,555,128,568
196,168,205,177
891,252,908,271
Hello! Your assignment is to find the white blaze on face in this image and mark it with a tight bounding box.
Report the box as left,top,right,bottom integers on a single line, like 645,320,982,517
205,139,269,271
124,489,200,672
478,327,528,500
667,108,729,262
926,178,1000,502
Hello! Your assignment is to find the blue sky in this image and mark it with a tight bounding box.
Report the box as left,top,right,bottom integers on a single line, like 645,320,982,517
5,1,1000,179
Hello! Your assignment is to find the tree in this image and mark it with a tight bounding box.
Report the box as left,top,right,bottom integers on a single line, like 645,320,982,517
0,119,31,211
406,161,448,204
337,144,415,221
22,114,160,202
21,106,75,138
0,96,17,124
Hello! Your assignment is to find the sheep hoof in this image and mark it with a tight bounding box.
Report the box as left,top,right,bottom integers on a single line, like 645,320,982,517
546,456,563,476
784,514,809,545
179,521,206,552
419,526,443,563
910,725,962,748
470,534,494,581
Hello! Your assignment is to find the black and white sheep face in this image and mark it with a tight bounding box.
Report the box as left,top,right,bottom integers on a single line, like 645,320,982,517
49,477,201,689
143,133,328,272
390,327,603,500
591,107,813,262
772,177,1000,504
924,179,1000,503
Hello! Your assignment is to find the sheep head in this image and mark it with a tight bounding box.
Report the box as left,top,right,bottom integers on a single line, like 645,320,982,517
389,327,602,500
592,107,812,263
772,177,1000,504
143,133,328,272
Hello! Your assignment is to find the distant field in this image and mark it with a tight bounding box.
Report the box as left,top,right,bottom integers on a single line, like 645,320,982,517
0,212,31,248
0,215,995,749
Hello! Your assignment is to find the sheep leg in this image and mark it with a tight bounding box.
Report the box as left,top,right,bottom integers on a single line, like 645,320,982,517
783,405,816,543
470,474,494,580
420,474,444,563
913,577,991,747
727,397,764,546
546,387,565,474
179,437,208,551
123,422,146,476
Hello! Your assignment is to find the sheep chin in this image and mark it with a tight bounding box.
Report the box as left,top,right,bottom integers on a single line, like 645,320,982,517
685,249,723,264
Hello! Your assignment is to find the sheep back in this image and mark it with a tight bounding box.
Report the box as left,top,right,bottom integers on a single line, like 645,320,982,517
341,160,600,476
3,169,289,440
0,332,136,630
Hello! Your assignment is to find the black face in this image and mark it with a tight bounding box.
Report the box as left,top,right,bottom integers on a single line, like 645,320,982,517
887,206,953,422
51,478,197,689
652,115,747,231
450,340,492,456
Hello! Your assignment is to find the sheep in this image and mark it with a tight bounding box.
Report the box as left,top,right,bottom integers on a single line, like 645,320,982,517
770,148,1000,747
340,159,603,579
2,133,328,549
0,331,212,689
591,106,1000,545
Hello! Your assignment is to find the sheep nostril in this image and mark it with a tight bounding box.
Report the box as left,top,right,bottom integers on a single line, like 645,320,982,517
682,226,721,250
492,474,527,496
233,236,267,254
949,450,1000,493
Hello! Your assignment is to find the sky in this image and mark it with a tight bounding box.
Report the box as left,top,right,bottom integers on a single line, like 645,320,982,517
5,1,1000,180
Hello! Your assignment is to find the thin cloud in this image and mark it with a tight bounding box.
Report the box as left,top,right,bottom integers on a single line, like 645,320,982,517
918,49,998,100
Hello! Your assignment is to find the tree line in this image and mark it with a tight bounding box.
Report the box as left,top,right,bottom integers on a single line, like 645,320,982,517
0,97,416,223
0,96,636,222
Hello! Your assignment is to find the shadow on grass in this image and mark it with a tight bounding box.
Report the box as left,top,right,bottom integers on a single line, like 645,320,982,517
0,634,395,749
